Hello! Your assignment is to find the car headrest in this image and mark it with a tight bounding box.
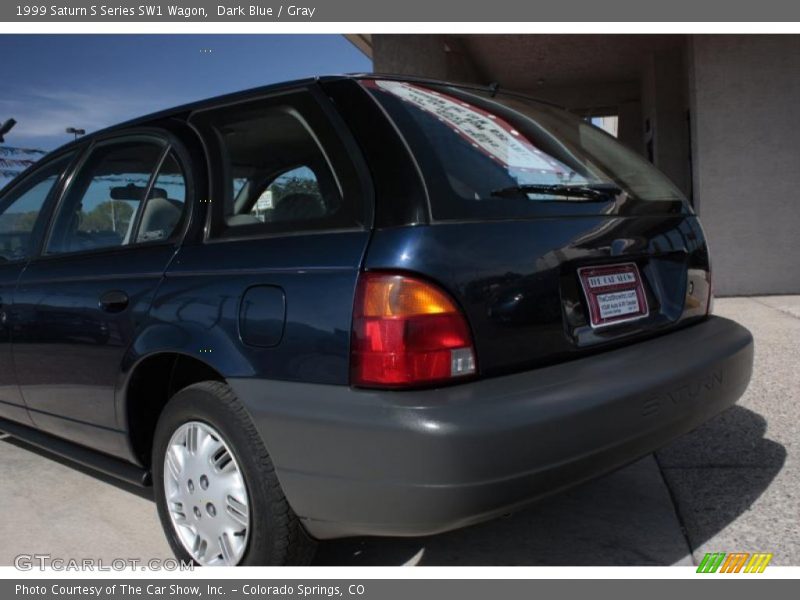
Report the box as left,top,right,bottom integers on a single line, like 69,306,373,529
272,193,326,222
138,197,181,241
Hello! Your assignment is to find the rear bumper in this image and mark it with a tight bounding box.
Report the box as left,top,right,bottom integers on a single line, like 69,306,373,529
230,316,753,539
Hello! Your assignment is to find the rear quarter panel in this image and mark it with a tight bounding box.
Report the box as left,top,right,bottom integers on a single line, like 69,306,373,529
119,231,370,388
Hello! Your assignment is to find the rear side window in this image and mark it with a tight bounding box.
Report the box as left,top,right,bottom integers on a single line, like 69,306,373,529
191,89,367,238
248,166,325,223
363,80,687,221
0,153,73,262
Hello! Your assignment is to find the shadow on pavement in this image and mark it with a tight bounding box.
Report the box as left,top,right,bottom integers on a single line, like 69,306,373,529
655,405,788,554
314,406,785,565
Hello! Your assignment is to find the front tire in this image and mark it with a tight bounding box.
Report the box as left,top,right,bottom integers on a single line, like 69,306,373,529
152,381,316,565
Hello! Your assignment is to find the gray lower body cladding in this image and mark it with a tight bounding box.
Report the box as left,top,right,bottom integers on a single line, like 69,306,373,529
230,316,753,539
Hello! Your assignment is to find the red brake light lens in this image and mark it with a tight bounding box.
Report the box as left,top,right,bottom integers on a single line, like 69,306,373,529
351,273,477,388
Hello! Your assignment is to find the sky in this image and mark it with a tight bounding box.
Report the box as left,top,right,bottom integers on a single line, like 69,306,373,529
0,35,371,151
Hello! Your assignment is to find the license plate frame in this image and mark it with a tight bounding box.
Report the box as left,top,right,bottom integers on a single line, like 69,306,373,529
577,262,649,329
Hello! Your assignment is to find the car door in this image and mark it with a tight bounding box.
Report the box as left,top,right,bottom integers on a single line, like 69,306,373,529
0,151,76,426
11,132,192,457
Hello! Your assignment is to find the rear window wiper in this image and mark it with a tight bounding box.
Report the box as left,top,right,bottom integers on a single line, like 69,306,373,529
489,183,622,201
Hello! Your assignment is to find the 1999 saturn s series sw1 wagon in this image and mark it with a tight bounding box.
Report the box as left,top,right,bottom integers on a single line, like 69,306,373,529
0,75,753,565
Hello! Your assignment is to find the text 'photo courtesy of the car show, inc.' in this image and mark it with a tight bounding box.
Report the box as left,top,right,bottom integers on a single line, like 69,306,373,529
0,0,799,596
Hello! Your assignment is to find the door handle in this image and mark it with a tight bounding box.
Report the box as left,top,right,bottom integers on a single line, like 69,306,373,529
99,290,129,313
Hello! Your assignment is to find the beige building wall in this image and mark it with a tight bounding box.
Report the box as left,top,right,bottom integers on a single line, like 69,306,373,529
690,35,800,295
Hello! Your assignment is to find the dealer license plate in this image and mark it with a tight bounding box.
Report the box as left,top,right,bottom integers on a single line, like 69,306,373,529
577,263,649,328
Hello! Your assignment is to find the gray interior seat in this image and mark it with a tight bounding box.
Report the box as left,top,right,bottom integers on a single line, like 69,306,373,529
138,196,182,241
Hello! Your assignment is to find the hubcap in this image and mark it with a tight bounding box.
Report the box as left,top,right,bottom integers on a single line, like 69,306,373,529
164,421,250,565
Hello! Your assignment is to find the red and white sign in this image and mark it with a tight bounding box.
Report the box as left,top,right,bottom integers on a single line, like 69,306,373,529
367,79,571,175
578,263,649,328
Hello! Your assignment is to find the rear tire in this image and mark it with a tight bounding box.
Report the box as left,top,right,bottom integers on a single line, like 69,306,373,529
152,381,316,565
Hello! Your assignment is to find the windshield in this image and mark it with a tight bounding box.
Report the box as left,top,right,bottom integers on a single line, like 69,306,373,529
362,79,688,220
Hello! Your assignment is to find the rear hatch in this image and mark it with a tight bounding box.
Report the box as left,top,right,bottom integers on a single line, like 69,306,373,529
358,79,712,377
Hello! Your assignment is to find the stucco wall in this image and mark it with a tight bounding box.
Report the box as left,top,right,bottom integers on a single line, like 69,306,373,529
690,35,800,295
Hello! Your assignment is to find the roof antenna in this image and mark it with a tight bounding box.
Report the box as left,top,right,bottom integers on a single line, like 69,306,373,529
0,118,16,143
488,82,500,98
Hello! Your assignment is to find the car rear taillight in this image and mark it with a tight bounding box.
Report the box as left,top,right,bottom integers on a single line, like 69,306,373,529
351,272,476,388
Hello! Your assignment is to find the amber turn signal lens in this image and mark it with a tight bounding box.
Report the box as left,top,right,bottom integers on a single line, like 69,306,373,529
361,275,458,317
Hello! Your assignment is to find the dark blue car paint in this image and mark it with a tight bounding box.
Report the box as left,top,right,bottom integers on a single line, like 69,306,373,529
364,216,710,376
0,76,748,541
0,261,31,426
239,285,288,348
11,244,180,457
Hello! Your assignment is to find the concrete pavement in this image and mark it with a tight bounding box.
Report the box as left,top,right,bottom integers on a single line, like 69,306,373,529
656,297,799,564
0,297,796,566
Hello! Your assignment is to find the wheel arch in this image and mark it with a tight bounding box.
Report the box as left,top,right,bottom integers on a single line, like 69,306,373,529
120,351,226,468
115,316,262,467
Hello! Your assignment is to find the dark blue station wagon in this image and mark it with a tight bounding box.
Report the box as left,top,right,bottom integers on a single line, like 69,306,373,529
0,75,753,565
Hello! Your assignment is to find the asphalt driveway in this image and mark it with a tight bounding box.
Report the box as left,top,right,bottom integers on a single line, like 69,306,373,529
1,297,797,566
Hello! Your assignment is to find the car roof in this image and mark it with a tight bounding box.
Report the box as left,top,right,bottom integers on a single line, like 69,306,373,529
46,75,333,156
38,73,563,158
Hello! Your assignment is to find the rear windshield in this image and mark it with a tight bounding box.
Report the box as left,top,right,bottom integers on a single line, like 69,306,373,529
362,79,688,221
